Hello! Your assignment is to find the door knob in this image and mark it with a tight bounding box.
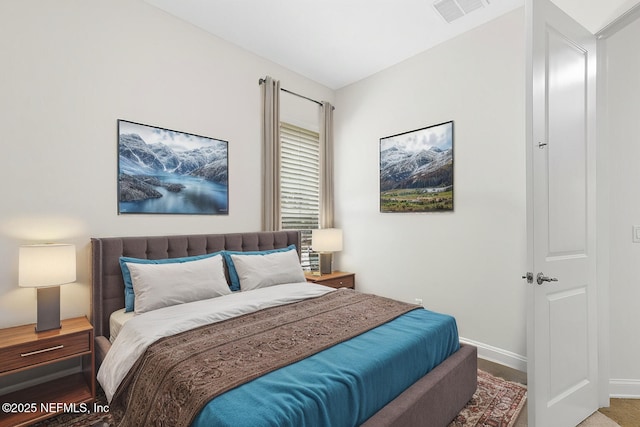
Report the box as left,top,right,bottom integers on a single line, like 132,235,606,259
536,272,558,285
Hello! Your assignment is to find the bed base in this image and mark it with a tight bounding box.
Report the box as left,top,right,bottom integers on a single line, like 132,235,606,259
362,343,477,427
91,231,477,427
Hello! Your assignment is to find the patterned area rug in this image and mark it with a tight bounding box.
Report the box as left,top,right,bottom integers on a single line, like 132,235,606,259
449,369,527,427
36,369,526,427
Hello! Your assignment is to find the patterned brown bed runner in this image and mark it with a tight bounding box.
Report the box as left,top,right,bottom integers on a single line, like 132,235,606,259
110,289,418,427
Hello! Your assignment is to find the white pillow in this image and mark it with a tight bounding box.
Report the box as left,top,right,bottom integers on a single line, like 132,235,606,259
230,249,306,291
126,254,230,314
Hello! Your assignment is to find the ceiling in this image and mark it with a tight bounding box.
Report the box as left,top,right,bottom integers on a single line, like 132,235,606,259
145,0,640,90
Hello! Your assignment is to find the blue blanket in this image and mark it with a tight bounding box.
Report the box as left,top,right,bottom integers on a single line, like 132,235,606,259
192,308,460,427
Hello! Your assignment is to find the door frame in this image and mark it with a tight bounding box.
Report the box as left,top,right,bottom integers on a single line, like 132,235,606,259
593,3,640,405
594,25,611,410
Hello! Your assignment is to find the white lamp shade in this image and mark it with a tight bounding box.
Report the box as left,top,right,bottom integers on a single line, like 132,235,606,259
19,244,76,288
312,229,343,253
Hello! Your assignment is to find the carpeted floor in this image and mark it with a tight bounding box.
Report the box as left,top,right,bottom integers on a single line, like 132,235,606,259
599,399,640,427
35,369,527,427
577,411,620,426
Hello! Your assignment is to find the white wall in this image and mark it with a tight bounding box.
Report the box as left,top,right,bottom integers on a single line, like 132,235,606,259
5,0,638,397
602,16,640,396
334,8,528,362
5,0,640,400
1,0,529,369
0,0,333,329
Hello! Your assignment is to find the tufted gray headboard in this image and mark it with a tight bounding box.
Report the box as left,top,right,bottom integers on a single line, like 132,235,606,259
90,231,301,341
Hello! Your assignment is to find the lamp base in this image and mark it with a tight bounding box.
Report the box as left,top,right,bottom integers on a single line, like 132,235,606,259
35,286,61,332
319,253,333,275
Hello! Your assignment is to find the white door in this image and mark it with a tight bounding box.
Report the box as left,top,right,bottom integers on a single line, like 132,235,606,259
526,0,598,426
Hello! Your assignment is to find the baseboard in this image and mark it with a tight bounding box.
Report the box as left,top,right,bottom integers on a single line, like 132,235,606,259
459,337,527,373
609,378,640,398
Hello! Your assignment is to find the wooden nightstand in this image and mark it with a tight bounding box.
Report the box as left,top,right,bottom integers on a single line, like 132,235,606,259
305,271,355,289
0,316,95,427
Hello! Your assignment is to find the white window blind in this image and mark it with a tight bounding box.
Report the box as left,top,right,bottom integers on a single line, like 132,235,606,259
280,122,319,269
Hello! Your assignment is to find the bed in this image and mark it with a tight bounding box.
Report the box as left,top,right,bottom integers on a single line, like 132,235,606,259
91,231,477,427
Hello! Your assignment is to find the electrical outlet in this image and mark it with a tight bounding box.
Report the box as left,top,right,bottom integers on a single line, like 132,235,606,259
414,298,423,306
633,226,640,243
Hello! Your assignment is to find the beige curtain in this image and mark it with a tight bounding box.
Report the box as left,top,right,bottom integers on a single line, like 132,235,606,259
319,101,335,228
261,76,281,231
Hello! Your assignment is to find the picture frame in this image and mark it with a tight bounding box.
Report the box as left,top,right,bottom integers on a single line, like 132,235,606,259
379,121,454,213
118,120,229,215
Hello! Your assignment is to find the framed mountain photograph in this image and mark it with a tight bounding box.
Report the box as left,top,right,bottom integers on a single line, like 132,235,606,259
118,120,228,215
379,121,454,213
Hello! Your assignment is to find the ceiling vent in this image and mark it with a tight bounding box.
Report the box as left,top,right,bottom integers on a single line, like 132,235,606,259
433,0,489,23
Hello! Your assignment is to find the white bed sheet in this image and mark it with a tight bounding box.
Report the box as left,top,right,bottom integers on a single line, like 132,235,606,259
109,308,134,343
97,282,334,402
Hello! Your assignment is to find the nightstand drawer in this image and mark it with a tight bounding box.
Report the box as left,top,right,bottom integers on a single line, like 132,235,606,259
0,332,90,374
319,275,355,289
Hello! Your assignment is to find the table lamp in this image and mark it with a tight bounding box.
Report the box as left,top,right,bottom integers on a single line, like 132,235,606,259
19,243,76,332
312,228,343,275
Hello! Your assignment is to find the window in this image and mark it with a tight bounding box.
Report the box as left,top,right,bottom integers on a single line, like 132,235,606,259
280,122,320,269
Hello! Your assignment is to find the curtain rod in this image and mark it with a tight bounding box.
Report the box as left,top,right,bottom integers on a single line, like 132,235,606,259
259,78,333,109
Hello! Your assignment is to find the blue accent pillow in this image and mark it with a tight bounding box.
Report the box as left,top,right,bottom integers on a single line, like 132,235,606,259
222,245,297,292
119,252,222,312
